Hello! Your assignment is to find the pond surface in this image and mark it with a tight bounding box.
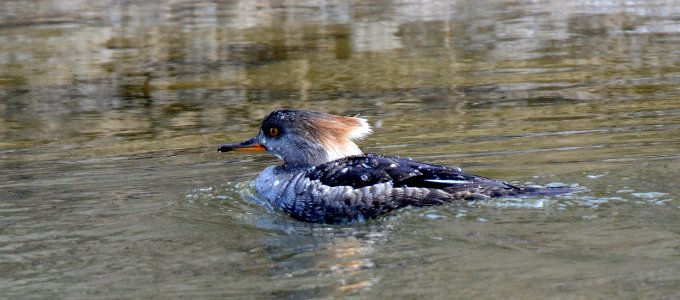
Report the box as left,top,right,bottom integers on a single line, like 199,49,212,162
2,0,680,298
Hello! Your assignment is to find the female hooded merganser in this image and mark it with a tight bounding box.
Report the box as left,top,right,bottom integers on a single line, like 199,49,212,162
219,109,578,224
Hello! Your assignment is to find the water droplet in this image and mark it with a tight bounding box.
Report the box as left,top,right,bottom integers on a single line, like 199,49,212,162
631,192,667,200
582,214,598,221
425,213,444,220
360,174,369,181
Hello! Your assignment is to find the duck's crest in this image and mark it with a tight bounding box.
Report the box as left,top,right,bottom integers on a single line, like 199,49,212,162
308,112,372,161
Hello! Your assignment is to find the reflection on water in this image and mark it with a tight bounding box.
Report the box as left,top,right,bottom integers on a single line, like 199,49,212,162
2,0,680,298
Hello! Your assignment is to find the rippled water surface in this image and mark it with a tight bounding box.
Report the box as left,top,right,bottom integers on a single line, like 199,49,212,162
2,0,680,298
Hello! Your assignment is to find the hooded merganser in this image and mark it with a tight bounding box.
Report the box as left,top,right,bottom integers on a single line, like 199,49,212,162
218,109,578,224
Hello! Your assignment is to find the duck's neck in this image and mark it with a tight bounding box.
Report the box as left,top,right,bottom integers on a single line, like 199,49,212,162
277,135,364,172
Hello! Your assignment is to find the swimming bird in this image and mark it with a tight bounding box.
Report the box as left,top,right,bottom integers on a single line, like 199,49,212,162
218,109,578,224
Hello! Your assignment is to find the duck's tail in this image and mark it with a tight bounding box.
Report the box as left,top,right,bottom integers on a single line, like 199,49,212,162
519,185,586,196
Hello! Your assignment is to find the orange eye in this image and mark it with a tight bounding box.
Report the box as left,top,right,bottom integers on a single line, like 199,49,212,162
268,127,280,137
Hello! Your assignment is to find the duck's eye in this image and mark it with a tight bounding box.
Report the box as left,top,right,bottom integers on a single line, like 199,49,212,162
268,127,280,137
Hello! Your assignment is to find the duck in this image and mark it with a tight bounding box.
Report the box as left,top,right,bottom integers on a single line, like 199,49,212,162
218,109,578,224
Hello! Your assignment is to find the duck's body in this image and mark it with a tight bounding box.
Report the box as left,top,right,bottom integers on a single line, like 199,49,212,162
219,109,578,224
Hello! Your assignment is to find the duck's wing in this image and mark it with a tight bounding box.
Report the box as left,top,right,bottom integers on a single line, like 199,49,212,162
306,154,520,196
290,154,580,223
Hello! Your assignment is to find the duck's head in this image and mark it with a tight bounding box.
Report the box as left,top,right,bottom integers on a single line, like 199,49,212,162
218,109,371,168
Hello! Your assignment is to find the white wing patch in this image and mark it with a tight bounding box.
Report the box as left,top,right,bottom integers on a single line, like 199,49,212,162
424,179,472,185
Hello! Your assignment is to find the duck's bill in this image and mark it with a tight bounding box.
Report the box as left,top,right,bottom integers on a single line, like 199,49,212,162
218,138,266,152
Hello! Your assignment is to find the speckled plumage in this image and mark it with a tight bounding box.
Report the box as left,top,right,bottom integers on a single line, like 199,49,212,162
219,109,579,224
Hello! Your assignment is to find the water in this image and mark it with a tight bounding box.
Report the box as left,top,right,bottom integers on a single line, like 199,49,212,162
2,0,680,298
